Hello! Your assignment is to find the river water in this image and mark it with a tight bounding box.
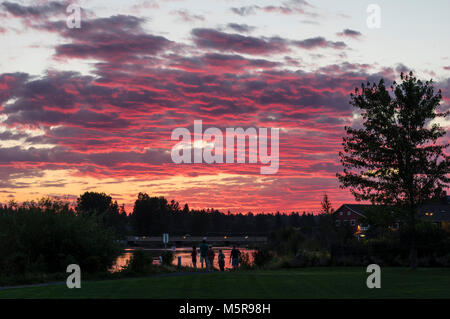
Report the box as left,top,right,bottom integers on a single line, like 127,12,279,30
110,246,256,272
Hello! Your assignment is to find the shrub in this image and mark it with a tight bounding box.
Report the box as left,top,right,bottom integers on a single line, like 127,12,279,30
291,250,331,267
161,250,174,266
123,250,155,274
329,225,450,267
239,252,252,270
253,249,273,268
435,253,450,267
268,227,305,255
269,255,294,269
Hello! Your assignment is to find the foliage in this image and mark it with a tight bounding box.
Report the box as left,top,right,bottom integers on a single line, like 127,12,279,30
131,193,171,236
0,198,122,276
161,250,174,266
268,255,294,269
321,193,334,214
239,252,252,270
252,248,273,268
331,222,450,267
77,191,128,238
121,250,155,274
267,214,342,257
268,227,304,255
291,250,331,267
360,205,398,237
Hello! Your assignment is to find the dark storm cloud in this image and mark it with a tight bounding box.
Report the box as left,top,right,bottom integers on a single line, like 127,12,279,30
293,37,346,50
0,130,28,140
336,29,362,39
46,15,172,61
0,72,29,104
395,63,411,74
230,1,313,17
230,6,257,16
172,10,204,22
1,71,132,129
1,1,65,17
227,23,256,33
0,145,172,167
192,28,288,55
0,166,45,189
169,53,280,72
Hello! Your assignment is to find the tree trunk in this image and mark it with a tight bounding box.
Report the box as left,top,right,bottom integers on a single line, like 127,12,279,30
409,207,418,270
409,234,418,270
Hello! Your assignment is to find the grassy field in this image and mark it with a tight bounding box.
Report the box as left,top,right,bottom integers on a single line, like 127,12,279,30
0,267,449,299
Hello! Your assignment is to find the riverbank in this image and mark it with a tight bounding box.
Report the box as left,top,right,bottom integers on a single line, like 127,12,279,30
1,267,449,299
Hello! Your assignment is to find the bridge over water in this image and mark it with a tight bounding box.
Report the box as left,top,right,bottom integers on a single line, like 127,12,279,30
126,235,267,247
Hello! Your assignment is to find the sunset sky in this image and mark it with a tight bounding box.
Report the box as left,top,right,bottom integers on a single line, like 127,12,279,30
1,0,449,213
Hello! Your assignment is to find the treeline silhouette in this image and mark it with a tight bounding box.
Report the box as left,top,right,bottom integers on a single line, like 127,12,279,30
76,191,321,237
1,192,327,238
131,193,319,236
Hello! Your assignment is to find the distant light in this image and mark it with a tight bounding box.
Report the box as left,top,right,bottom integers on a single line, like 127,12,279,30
224,236,228,239
245,235,249,239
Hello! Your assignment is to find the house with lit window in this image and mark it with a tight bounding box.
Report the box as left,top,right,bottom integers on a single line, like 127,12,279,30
333,204,371,233
334,196,450,235
418,198,450,232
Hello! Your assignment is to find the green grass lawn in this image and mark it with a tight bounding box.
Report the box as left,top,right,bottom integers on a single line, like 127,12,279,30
0,267,449,299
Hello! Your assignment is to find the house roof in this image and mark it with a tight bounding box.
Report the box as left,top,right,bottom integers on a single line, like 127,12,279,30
335,204,375,217
418,203,450,222
336,201,450,222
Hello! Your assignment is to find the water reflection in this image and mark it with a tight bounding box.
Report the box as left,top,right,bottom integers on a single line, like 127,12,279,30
110,247,255,272
110,252,134,272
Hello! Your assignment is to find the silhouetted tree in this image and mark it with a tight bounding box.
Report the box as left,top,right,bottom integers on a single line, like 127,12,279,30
76,191,127,237
77,192,113,215
289,212,300,228
275,212,282,230
320,193,334,214
255,214,268,235
131,193,170,236
337,72,449,269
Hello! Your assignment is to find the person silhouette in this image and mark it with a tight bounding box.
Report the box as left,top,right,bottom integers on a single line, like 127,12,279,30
230,245,240,270
191,245,197,269
207,245,215,271
218,249,225,271
199,239,208,269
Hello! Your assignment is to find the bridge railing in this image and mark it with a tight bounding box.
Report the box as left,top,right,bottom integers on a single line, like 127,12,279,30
126,236,267,243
